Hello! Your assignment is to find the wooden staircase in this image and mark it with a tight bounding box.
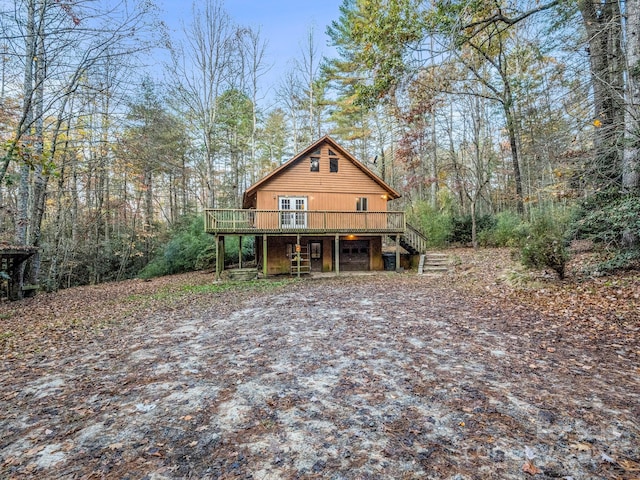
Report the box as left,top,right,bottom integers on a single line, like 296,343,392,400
399,223,428,255
418,252,450,275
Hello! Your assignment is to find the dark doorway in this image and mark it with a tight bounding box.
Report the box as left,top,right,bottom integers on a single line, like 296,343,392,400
310,242,322,272
339,240,370,271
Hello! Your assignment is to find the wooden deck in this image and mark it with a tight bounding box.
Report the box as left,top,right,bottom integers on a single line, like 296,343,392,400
204,209,406,235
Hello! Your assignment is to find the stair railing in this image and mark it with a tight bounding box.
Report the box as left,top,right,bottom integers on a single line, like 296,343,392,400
402,223,428,254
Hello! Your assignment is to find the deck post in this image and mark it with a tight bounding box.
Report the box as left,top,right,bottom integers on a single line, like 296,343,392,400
215,235,221,281
262,234,268,277
334,234,340,275
395,234,401,273
238,236,243,269
296,233,301,278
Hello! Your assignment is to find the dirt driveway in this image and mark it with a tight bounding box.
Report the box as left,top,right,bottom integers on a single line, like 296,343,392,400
1,249,639,479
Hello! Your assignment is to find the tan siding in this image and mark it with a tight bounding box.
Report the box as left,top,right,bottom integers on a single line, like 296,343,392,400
254,146,390,211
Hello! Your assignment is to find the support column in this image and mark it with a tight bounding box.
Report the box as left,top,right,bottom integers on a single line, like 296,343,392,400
215,235,221,281
334,234,340,276
262,234,268,278
238,236,243,269
296,233,301,278
395,234,401,273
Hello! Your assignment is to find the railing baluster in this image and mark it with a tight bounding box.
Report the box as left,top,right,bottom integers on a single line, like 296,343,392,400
204,209,406,235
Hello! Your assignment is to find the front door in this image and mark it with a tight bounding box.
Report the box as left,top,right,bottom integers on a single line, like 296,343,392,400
310,241,322,272
279,197,307,229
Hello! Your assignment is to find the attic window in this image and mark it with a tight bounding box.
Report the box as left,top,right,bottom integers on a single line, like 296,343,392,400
328,149,336,155
310,157,320,172
330,157,338,173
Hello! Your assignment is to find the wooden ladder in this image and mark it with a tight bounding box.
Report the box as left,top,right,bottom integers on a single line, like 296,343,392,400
290,245,311,275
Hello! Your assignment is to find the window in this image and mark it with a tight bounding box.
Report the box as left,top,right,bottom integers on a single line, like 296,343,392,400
330,157,338,172
356,197,368,211
310,157,320,172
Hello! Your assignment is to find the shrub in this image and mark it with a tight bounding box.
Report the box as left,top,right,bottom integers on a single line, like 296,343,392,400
569,189,640,273
478,211,529,247
406,200,453,248
570,189,640,248
448,213,496,245
139,216,215,278
519,214,569,279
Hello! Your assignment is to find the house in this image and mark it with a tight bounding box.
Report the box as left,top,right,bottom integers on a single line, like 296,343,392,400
204,136,427,278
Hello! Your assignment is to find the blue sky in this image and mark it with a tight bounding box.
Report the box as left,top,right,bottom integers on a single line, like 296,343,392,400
157,0,344,95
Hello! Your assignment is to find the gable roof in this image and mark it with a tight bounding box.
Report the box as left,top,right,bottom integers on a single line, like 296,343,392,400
242,135,401,208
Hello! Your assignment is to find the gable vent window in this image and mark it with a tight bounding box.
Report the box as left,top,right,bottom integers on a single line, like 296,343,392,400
330,157,338,173
310,157,320,172
356,197,368,211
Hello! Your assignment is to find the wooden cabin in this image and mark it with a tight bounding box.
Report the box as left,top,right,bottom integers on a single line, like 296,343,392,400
204,136,427,278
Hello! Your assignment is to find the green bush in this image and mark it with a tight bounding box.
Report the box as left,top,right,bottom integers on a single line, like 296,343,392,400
478,211,529,247
406,200,453,248
570,189,640,247
448,213,496,245
519,214,569,279
139,216,216,278
221,236,255,266
569,189,640,273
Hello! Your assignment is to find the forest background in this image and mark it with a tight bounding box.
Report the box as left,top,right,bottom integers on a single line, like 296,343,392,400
0,0,639,292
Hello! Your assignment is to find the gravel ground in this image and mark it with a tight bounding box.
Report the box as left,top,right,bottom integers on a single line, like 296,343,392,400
1,250,639,479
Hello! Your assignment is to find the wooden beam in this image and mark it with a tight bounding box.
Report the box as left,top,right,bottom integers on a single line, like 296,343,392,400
215,235,220,281
335,234,340,275
395,235,401,273
262,234,268,277
296,233,301,278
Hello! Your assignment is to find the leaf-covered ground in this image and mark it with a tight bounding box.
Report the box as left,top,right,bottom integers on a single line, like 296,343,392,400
1,248,639,479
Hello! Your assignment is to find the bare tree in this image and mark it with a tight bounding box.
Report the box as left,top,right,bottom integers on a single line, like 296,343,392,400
236,27,269,184
167,0,234,209
1,0,156,294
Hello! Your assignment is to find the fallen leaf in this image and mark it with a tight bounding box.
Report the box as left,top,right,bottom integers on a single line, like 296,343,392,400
571,442,592,452
26,445,45,456
523,459,542,475
619,458,640,471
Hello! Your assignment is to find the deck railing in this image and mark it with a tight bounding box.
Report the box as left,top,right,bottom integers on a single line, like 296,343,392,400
204,209,405,235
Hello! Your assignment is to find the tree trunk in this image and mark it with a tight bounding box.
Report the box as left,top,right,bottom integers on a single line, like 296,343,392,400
623,0,640,192
502,88,525,214
622,0,640,247
25,4,47,289
579,0,625,186
471,200,478,249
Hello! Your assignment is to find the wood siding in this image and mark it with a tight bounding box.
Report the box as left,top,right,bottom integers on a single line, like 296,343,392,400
256,191,389,212
250,142,392,211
